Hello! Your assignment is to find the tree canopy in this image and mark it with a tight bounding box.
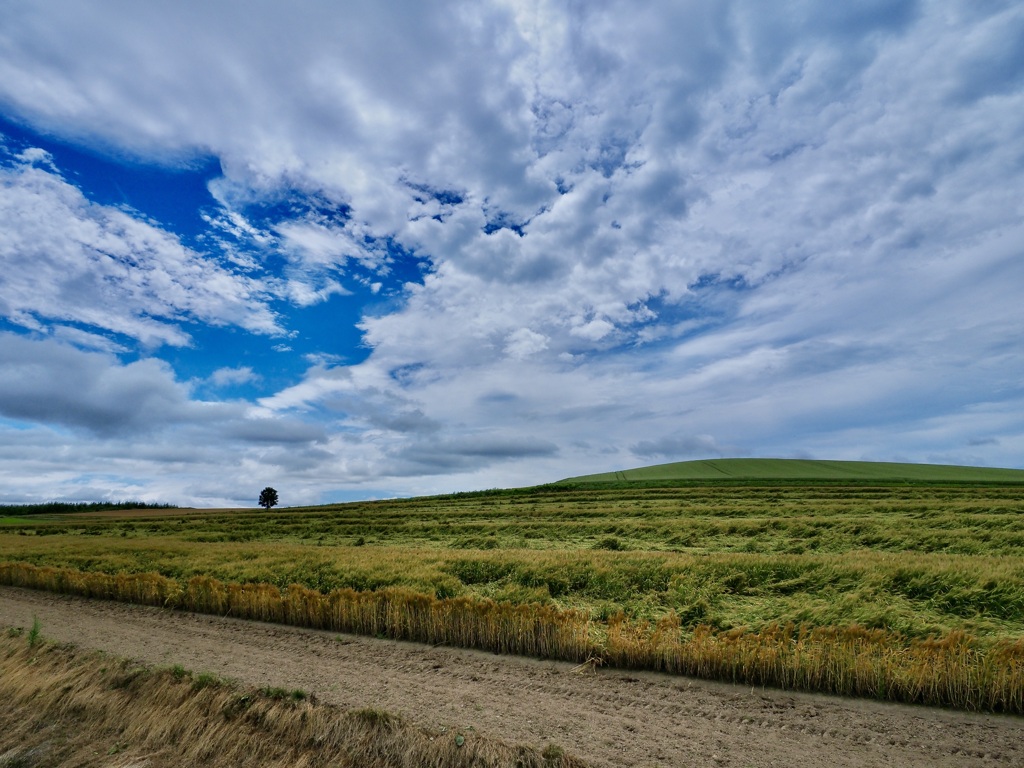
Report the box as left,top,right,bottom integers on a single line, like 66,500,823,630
258,487,278,510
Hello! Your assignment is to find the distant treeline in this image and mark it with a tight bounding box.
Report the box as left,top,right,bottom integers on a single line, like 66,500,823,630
0,501,177,516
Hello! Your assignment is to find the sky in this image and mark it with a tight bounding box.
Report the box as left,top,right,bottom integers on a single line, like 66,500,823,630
0,0,1022,507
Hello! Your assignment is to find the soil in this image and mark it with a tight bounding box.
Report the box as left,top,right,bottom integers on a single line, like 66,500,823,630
1,585,1020,768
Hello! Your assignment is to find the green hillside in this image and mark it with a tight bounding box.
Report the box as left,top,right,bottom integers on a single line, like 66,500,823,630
559,457,1024,485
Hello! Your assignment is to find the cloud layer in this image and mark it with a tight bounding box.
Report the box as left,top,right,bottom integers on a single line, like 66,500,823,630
0,0,1022,504
0,151,280,346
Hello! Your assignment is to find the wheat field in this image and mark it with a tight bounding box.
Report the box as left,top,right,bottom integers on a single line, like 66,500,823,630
3,478,1023,711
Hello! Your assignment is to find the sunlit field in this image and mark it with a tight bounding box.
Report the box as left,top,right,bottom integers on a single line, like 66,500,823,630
3,462,1024,711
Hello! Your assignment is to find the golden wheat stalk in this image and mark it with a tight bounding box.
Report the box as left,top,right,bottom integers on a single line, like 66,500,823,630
2,560,1020,712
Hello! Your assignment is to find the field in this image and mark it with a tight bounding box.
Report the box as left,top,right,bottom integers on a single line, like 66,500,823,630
0,500,179,517
0,629,586,767
2,460,1024,712
564,457,1024,484
5,587,1022,768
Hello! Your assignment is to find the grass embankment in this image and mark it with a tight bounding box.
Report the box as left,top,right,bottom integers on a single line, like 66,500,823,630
0,631,586,768
2,474,1024,711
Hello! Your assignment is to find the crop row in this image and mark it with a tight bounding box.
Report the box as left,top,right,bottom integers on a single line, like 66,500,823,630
7,484,1024,555
3,560,1022,713
3,532,1022,640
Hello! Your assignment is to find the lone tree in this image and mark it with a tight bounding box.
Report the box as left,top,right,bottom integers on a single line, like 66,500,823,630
258,487,278,510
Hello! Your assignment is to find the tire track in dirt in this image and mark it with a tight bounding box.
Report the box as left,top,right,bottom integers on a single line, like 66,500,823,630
2,586,1020,768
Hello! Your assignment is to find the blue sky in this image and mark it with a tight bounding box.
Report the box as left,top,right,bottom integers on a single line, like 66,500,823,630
1,0,1023,506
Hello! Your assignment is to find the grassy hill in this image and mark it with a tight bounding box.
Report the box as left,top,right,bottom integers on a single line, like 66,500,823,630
558,457,1024,485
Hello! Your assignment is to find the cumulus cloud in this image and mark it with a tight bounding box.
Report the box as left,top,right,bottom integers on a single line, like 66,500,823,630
0,333,328,445
0,158,281,346
9,0,1007,360
0,1,1022,503
0,333,348,505
0,333,212,435
209,366,259,387
505,328,549,360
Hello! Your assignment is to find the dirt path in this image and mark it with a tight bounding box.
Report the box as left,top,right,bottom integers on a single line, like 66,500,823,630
1,586,1020,768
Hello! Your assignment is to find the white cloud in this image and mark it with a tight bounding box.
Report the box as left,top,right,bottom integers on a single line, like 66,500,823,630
570,319,615,343
0,333,340,505
505,327,548,359
0,333,220,435
14,146,55,168
0,160,282,346
209,366,259,387
0,1,1022,502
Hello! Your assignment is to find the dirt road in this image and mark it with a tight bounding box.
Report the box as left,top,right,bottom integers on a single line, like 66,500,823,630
1,586,1019,767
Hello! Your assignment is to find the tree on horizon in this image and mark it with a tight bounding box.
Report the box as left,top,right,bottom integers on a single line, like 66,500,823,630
258,487,278,510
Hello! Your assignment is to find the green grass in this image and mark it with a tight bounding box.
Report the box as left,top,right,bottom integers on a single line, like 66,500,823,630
8,483,1024,556
560,458,1024,485
2,475,1023,643
27,616,41,648
3,462,1024,711
0,501,178,517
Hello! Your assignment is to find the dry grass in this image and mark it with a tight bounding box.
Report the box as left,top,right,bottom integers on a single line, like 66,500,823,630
3,482,1022,713
0,563,592,662
602,614,1024,712
3,561,1022,713
4,534,1022,639
0,632,589,768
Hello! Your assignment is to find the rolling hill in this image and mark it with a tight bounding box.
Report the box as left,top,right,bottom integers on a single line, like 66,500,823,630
558,457,1024,485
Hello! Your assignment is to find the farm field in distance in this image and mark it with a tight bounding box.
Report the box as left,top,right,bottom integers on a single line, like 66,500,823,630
2,459,1023,712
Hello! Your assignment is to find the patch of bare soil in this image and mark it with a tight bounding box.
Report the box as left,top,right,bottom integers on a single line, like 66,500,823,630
1,586,1020,768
